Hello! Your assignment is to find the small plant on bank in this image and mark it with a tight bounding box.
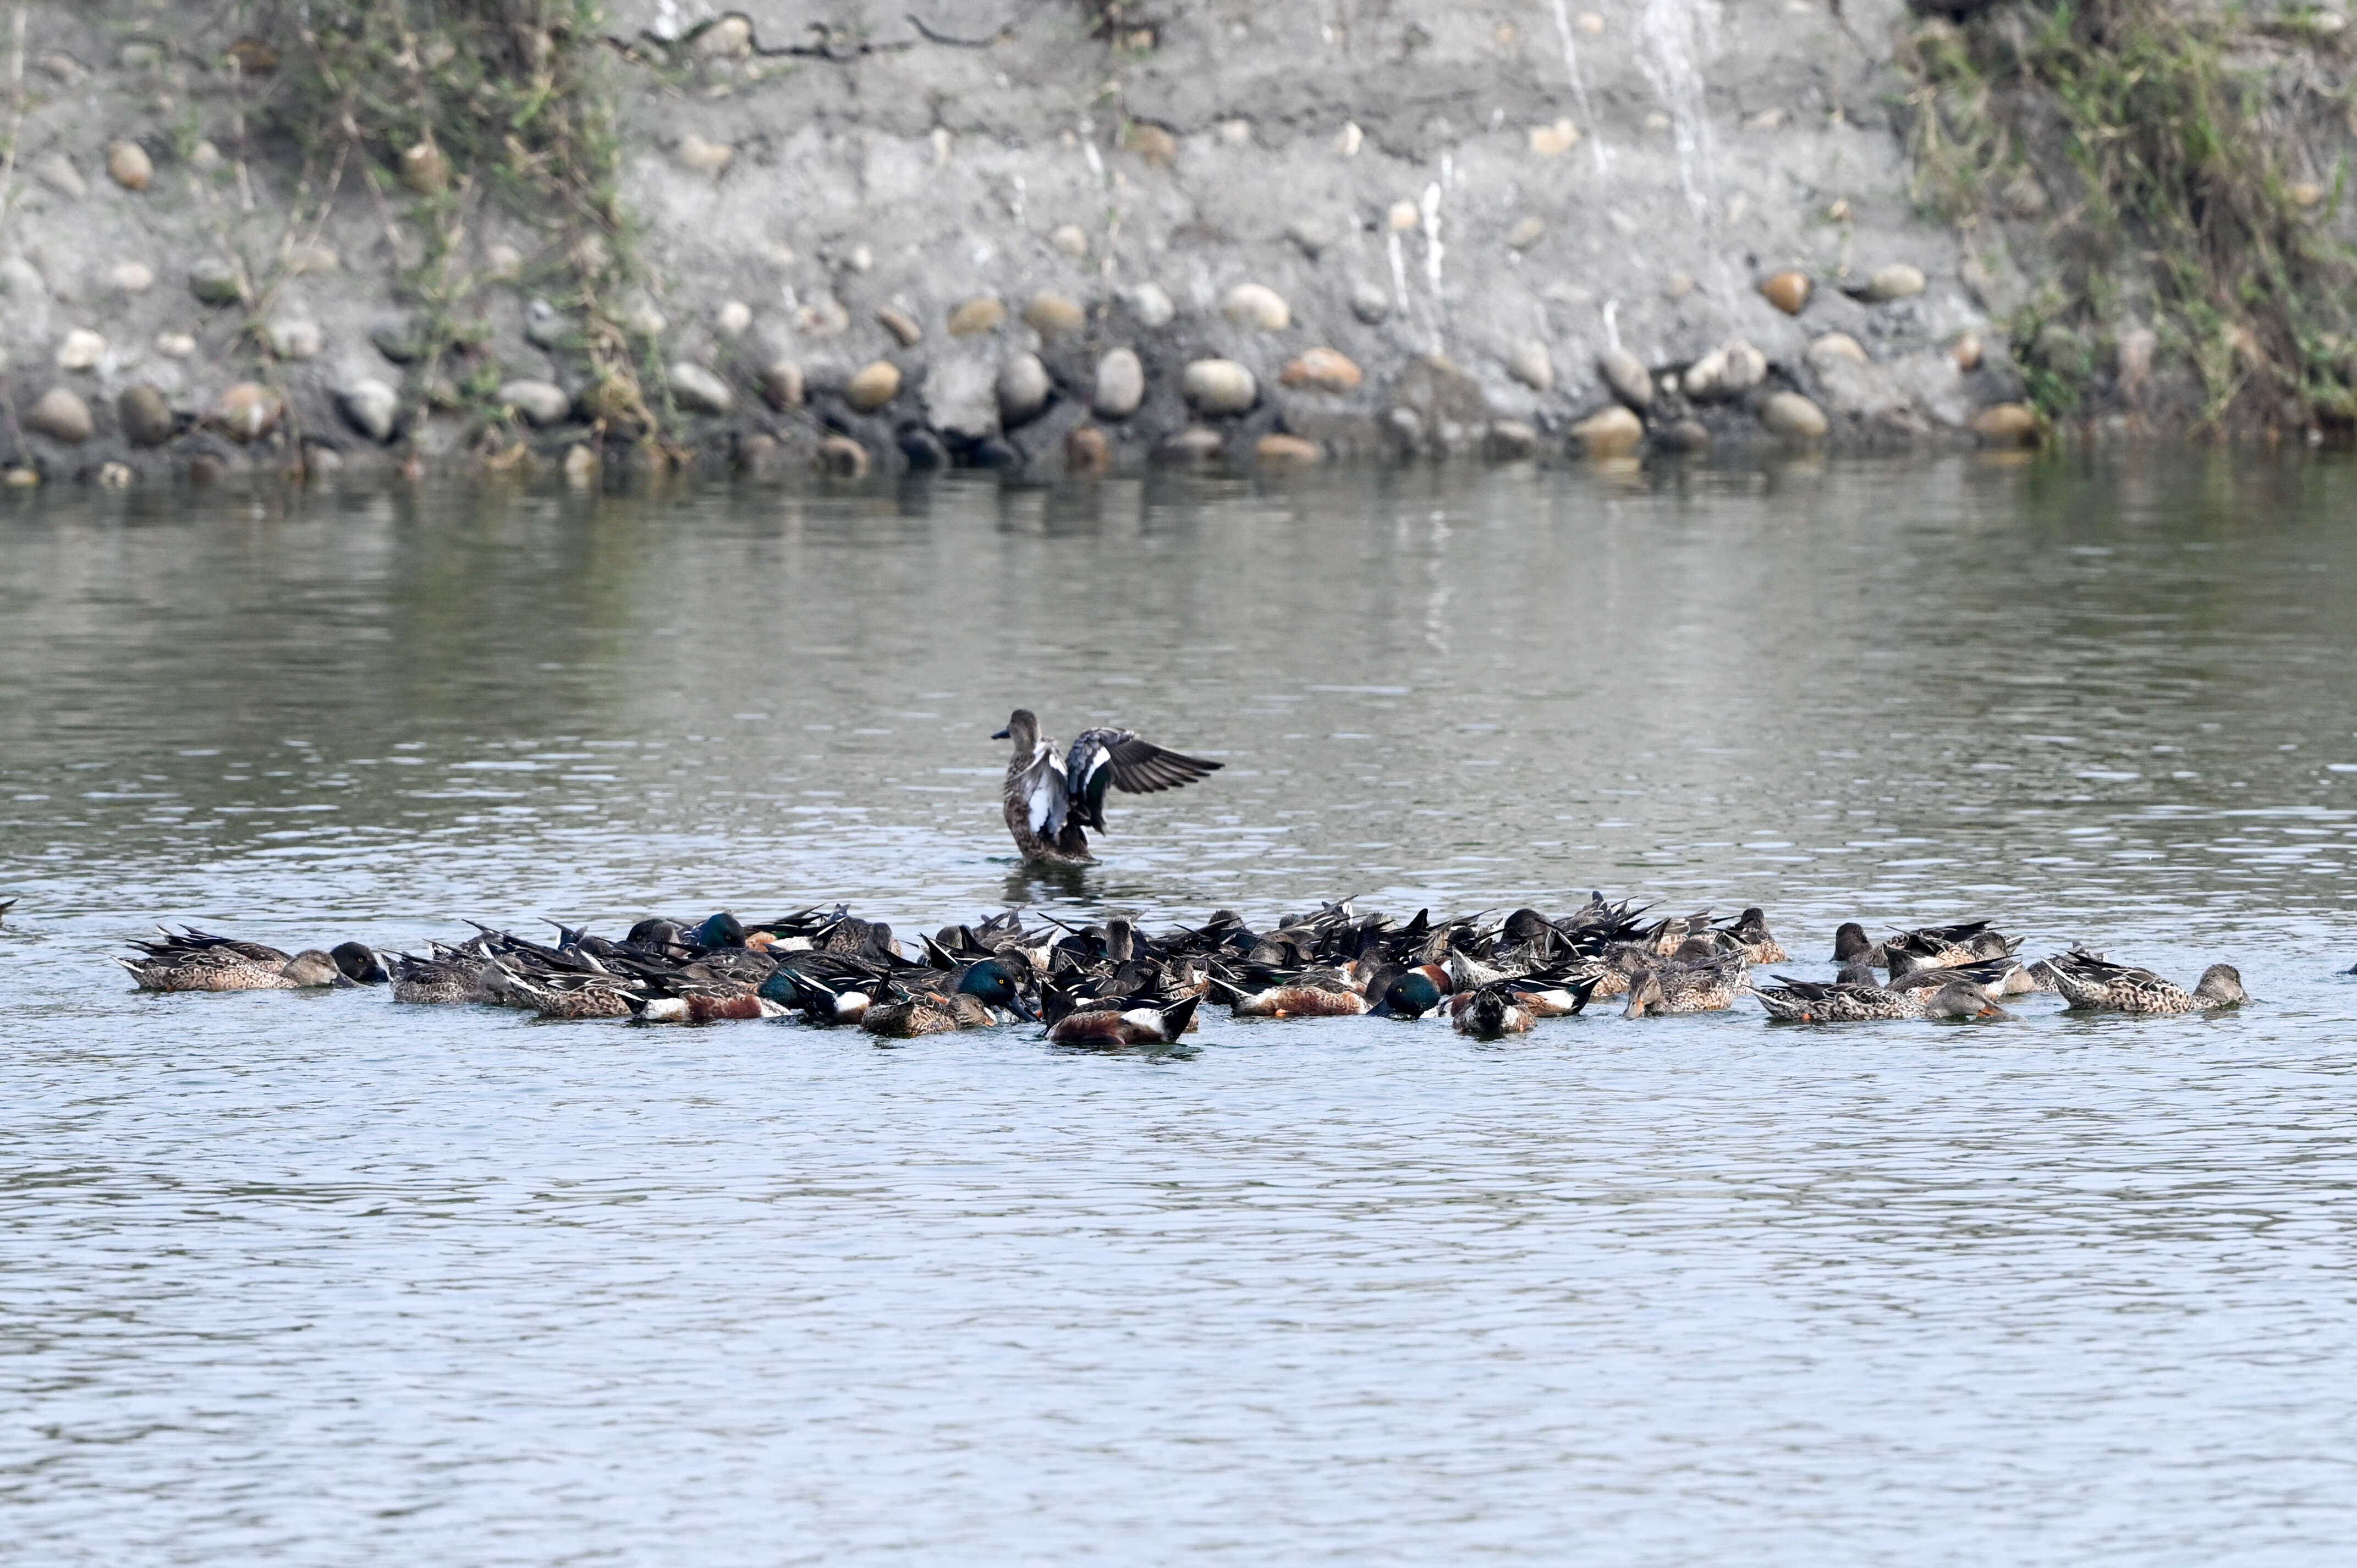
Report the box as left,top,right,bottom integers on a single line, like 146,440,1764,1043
259,0,661,454
1900,0,2356,432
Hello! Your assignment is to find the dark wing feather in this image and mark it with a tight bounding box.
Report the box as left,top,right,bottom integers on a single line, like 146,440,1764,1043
1063,728,1221,830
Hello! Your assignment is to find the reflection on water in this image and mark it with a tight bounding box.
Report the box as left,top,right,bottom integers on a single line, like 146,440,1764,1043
3,456,2355,1564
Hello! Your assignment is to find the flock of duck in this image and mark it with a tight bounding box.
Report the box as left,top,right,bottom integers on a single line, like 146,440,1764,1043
112,896,2255,1043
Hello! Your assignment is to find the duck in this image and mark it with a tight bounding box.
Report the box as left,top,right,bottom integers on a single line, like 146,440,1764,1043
860,959,1037,1037
1450,981,1536,1038
2047,949,2249,1014
1045,992,1199,1047
1755,974,2010,1022
1832,918,1995,971
390,944,497,1005
331,942,389,984
994,707,1221,865
1621,952,1748,1018
1717,907,1788,964
1208,966,1371,1017
118,928,359,992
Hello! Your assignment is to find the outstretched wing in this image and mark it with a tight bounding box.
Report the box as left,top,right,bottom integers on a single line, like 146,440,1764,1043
1013,739,1070,837
1064,729,1223,830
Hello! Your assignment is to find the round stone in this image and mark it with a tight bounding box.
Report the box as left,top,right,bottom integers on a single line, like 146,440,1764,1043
1854,262,1927,302
1570,404,1643,456
25,387,94,442
109,261,155,293
1599,348,1652,410
188,257,242,306
106,140,153,191
266,317,322,360
669,361,736,415
674,134,733,173
1091,348,1144,419
1951,332,1984,371
1256,433,1321,465
622,298,667,337
1388,200,1420,231
1127,123,1177,166
498,379,572,427
716,299,752,337
845,360,902,411
1806,332,1869,371
155,333,196,358
948,296,1005,337
337,378,400,443
1350,281,1390,324
1065,425,1111,472
996,352,1052,427
815,434,870,477
562,443,600,484
876,305,923,346
1156,426,1224,464
1022,291,1086,339
1506,216,1547,251
1180,358,1257,415
1759,268,1812,315
1485,419,1542,460
1127,283,1175,328
118,384,175,445
1050,224,1089,258
485,244,524,281
398,140,448,194
1683,339,1767,401
212,382,284,443
1507,341,1553,392
56,329,106,370
1971,403,2040,445
1528,118,1581,157
692,14,753,56
1221,283,1289,332
760,360,805,409
1761,391,1829,440
1279,347,1362,394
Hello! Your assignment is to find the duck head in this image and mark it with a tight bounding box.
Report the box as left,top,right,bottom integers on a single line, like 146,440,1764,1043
992,709,1039,749
1832,922,1876,963
1835,961,1881,987
690,911,746,950
1374,964,1449,1019
1622,969,1665,1019
282,949,358,988
1464,988,1514,1038
2194,963,2249,1006
330,941,389,984
956,958,1037,1020
1925,981,2008,1020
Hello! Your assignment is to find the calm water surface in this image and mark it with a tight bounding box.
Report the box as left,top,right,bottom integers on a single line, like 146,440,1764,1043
3,456,2354,1565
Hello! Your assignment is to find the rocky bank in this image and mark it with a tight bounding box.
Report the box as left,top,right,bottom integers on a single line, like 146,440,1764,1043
0,0,2335,485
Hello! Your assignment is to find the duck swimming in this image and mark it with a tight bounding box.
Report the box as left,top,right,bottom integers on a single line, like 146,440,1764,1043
2047,949,2249,1014
994,708,1221,865
1754,974,2010,1022
118,928,359,992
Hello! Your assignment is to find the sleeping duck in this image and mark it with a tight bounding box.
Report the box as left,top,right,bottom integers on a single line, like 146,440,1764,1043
994,708,1221,865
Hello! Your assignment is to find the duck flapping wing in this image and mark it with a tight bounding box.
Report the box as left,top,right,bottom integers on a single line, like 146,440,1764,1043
1063,728,1222,830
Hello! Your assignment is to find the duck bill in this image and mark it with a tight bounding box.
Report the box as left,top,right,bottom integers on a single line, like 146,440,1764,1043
990,726,1010,740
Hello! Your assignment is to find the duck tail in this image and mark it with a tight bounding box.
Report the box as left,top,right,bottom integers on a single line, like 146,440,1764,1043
1159,994,1200,1038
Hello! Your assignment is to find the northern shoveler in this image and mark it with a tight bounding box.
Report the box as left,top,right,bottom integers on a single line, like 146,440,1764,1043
119,928,358,992
2047,950,2248,1014
1046,993,1199,1046
995,708,1221,865
1755,975,2009,1022
1622,953,1748,1017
